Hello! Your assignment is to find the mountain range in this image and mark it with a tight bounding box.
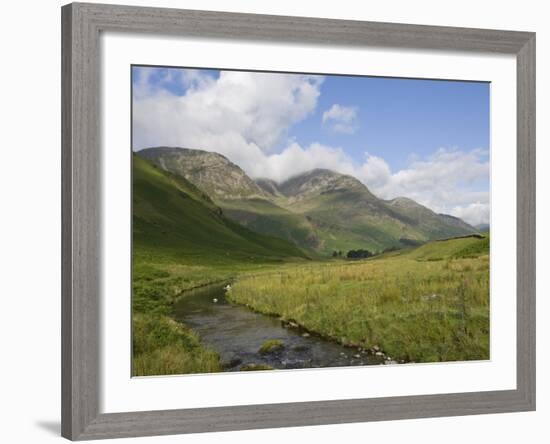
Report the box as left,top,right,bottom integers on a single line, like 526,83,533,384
137,147,479,255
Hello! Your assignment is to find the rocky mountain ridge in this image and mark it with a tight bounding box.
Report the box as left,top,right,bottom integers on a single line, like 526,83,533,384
136,147,479,254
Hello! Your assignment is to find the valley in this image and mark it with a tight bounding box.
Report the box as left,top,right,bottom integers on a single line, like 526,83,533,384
132,148,489,376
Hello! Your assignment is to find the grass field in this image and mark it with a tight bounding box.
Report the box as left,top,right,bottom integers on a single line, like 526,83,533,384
133,234,489,374
228,236,490,363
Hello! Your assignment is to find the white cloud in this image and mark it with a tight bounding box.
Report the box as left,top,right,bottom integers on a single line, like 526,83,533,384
358,154,392,189
450,203,490,227
133,69,323,154
354,148,490,225
321,104,359,134
251,142,356,183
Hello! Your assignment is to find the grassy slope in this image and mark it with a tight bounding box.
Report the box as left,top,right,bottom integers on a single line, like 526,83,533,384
386,199,479,240
229,235,490,363
283,189,423,253
284,190,481,255
221,190,422,255
137,148,323,253
219,197,323,254
133,155,308,265
404,234,490,261
132,155,309,375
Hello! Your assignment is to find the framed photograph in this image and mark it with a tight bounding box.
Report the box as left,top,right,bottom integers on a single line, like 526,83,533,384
61,2,536,440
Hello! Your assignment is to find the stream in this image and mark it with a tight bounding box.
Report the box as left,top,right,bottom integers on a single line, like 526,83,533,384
172,283,385,371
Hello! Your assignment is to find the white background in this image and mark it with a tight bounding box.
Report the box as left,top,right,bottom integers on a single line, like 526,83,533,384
0,0,547,443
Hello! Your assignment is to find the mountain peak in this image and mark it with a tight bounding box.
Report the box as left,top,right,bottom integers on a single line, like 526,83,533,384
137,147,267,200
139,146,232,166
390,196,416,204
387,196,421,209
306,168,342,176
278,168,368,198
292,168,349,181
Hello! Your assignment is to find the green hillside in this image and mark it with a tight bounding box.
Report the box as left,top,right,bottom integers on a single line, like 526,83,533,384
218,197,322,252
397,234,489,261
132,155,308,265
137,147,323,253
277,171,426,252
284,186,418,252
277,170,479,254
386,197,478,240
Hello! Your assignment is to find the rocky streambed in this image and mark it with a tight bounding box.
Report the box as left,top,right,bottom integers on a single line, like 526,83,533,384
172,283,393,371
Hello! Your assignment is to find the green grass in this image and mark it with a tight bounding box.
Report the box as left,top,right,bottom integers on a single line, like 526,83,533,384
229,236,490,363
402,234,490,262
132,261,228,376
133,312,221,376
259,339,285,354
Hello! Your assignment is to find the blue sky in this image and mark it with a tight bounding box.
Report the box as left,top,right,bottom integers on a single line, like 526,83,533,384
289,75,489,171
132,66,490,225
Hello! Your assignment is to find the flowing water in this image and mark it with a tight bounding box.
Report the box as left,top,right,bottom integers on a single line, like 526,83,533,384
172,283,385,371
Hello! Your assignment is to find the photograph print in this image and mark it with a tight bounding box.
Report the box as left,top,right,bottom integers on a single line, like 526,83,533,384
131,66,490,377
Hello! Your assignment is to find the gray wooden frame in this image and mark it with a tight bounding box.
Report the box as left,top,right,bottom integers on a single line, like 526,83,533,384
61,2,536,440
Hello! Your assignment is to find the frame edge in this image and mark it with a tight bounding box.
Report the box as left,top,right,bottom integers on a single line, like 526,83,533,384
515,33,536,412
61,2,537,440
61,2,74,439
62,2,102,440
